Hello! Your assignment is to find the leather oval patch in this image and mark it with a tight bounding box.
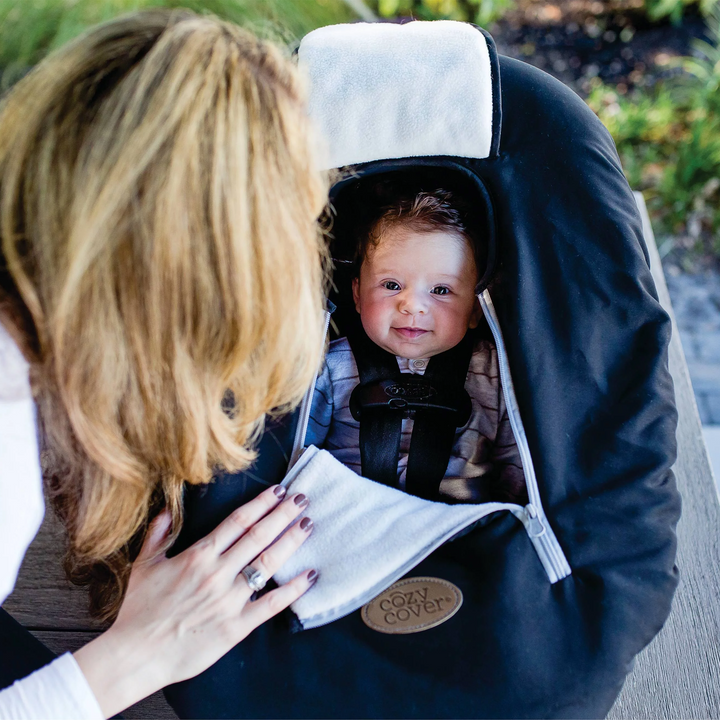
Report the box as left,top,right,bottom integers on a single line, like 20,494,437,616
361,577,463,634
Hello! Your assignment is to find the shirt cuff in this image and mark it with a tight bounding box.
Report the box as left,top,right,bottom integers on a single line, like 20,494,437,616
0,653,104,720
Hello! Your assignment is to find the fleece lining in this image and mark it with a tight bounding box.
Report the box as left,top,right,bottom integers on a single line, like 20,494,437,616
274,445,517,629
298,21,494,170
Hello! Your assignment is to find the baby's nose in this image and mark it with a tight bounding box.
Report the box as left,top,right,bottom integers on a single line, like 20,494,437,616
398,290,427,314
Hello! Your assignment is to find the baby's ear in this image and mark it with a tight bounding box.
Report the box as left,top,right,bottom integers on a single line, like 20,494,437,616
468,296,482,329
352,277,361,313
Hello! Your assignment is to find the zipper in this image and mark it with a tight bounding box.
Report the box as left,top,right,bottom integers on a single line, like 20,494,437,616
480,290,572,583
288,310,332,469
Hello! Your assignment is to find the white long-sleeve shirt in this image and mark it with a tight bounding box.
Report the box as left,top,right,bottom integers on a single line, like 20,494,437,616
0,323,103,720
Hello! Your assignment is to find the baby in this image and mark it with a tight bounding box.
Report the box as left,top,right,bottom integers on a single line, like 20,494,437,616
306,187,526,505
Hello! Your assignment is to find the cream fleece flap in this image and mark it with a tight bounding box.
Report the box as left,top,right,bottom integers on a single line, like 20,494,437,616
274,446,519,630
298,21,494,170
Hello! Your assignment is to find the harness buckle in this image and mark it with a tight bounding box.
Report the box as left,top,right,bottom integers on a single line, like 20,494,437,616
350,376,472,426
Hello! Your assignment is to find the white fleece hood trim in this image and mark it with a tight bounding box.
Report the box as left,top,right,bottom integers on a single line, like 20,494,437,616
298,21,494,170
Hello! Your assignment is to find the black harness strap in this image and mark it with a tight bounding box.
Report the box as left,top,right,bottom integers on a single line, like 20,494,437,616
345,312,405,485
406,333,474,499
359,409,403,488
346,311,474,499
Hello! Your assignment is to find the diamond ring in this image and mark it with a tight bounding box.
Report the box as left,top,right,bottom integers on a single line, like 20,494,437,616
241,564,267,593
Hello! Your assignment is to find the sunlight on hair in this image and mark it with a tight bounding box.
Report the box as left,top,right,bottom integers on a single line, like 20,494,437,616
0,9,330,620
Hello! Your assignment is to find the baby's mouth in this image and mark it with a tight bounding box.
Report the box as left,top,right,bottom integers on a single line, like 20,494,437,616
393,327,429,339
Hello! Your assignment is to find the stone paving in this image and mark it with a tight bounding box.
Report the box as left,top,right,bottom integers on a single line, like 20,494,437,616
664,268,720,427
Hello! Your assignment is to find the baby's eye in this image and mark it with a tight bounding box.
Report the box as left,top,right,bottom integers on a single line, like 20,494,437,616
431,286,451,296
383,281,401,291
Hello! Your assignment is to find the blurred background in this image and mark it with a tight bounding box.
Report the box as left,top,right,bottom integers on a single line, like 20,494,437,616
1,0,718,476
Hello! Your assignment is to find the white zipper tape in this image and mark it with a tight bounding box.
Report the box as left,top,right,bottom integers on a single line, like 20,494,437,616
289,310,332,470
480,291,572,583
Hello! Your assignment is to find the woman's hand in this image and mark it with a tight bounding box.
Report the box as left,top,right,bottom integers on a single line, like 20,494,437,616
74,485,315,719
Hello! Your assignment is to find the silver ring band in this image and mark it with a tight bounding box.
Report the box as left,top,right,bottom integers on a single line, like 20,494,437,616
241,564,267,593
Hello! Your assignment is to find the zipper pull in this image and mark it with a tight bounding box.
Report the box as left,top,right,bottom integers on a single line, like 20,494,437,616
524,504,546,538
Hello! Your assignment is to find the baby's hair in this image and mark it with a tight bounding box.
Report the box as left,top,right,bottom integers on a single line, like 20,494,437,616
356,190,472,266
350,184,486,284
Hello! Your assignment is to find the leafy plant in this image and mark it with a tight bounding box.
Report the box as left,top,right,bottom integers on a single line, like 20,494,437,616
642,0,717,24
587,3,720,257
680,1,720,95
0,0,356,88
373,0,514,27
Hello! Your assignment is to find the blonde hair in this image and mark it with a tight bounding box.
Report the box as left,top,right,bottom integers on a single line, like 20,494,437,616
0,9,329,620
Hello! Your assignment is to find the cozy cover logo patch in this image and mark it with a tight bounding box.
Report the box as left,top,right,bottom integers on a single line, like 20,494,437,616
361,577,463,634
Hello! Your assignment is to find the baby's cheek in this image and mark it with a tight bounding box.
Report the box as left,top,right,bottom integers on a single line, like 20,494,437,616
445,307,472,341
360,303,389,344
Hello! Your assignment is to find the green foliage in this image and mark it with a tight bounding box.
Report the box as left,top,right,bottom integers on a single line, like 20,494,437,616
374,0,715,26
0,0,355,87
643,0,717,24
587,5,720,256
680,1,720,92
373,0,514,27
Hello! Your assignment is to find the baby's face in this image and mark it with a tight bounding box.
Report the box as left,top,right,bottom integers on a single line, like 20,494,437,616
352,226,480,360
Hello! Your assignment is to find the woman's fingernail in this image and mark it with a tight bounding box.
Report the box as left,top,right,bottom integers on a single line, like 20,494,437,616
300,516,313,532
273,485,286,498
307,569,318,584
293,493,309,508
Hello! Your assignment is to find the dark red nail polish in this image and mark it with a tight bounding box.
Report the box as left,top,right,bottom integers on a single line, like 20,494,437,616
294,493,308,507
307,569,318,584
300,516,313,532
273,485,286,498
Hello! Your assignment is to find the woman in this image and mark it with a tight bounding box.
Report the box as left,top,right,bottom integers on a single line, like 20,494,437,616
0,9,329,718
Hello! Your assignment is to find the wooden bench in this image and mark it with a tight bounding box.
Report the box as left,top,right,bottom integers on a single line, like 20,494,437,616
608,195,720,720
4,194,719,719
